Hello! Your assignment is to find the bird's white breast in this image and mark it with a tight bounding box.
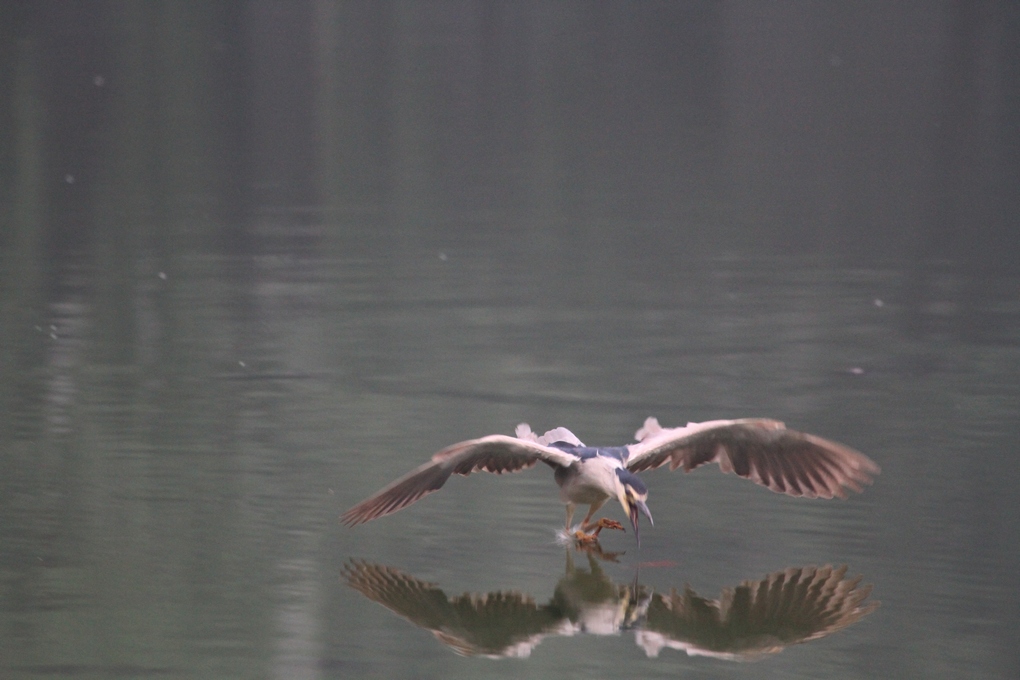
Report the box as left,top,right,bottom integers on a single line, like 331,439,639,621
560,455,623,504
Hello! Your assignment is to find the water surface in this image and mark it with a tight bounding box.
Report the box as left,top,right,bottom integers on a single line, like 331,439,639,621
3,239,1018,679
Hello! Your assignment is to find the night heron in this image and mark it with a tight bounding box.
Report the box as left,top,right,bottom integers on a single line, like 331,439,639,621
341,417,879,544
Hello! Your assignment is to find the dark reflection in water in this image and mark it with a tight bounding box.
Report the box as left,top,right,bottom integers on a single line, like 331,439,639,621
344,553,876,661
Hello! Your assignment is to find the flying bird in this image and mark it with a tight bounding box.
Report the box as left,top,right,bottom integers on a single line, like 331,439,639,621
341,417,879,544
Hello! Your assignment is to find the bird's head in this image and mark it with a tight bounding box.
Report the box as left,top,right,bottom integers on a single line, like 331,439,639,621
614,469,653,546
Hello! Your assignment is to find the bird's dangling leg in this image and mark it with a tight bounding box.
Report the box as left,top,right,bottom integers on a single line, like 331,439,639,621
589,518,626,535
565,503,576,534
573,500,624,543
574,499,605,541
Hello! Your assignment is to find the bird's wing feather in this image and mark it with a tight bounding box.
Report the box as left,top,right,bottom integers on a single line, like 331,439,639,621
516,423,584,446
341,434,578,526
624,418,879,499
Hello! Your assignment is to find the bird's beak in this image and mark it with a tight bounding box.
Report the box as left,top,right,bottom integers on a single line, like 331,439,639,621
627,499,653,547
637,499,653,525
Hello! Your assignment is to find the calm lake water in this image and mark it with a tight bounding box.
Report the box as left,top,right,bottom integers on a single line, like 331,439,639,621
2,232,1018,679
3,3,1019,678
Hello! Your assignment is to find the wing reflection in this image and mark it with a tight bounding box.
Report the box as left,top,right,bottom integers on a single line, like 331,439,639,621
342,560,564,657
343,555,877,660
637,564,877,661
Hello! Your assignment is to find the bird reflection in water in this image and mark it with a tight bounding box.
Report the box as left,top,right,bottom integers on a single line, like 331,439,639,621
342,553,877,660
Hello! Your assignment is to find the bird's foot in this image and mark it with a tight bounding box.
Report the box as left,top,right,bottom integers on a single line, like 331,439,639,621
591,518,625,534
579,518,625,537
573,519,625,545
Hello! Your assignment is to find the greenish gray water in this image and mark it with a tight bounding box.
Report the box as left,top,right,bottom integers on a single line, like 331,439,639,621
2,241,1018,679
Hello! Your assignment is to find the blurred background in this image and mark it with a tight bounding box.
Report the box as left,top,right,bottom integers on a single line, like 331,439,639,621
1,2,1018,679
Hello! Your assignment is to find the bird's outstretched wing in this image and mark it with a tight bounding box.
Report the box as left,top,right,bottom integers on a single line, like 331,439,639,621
638,564,878,660
341,428,579,526
624,418,879,499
